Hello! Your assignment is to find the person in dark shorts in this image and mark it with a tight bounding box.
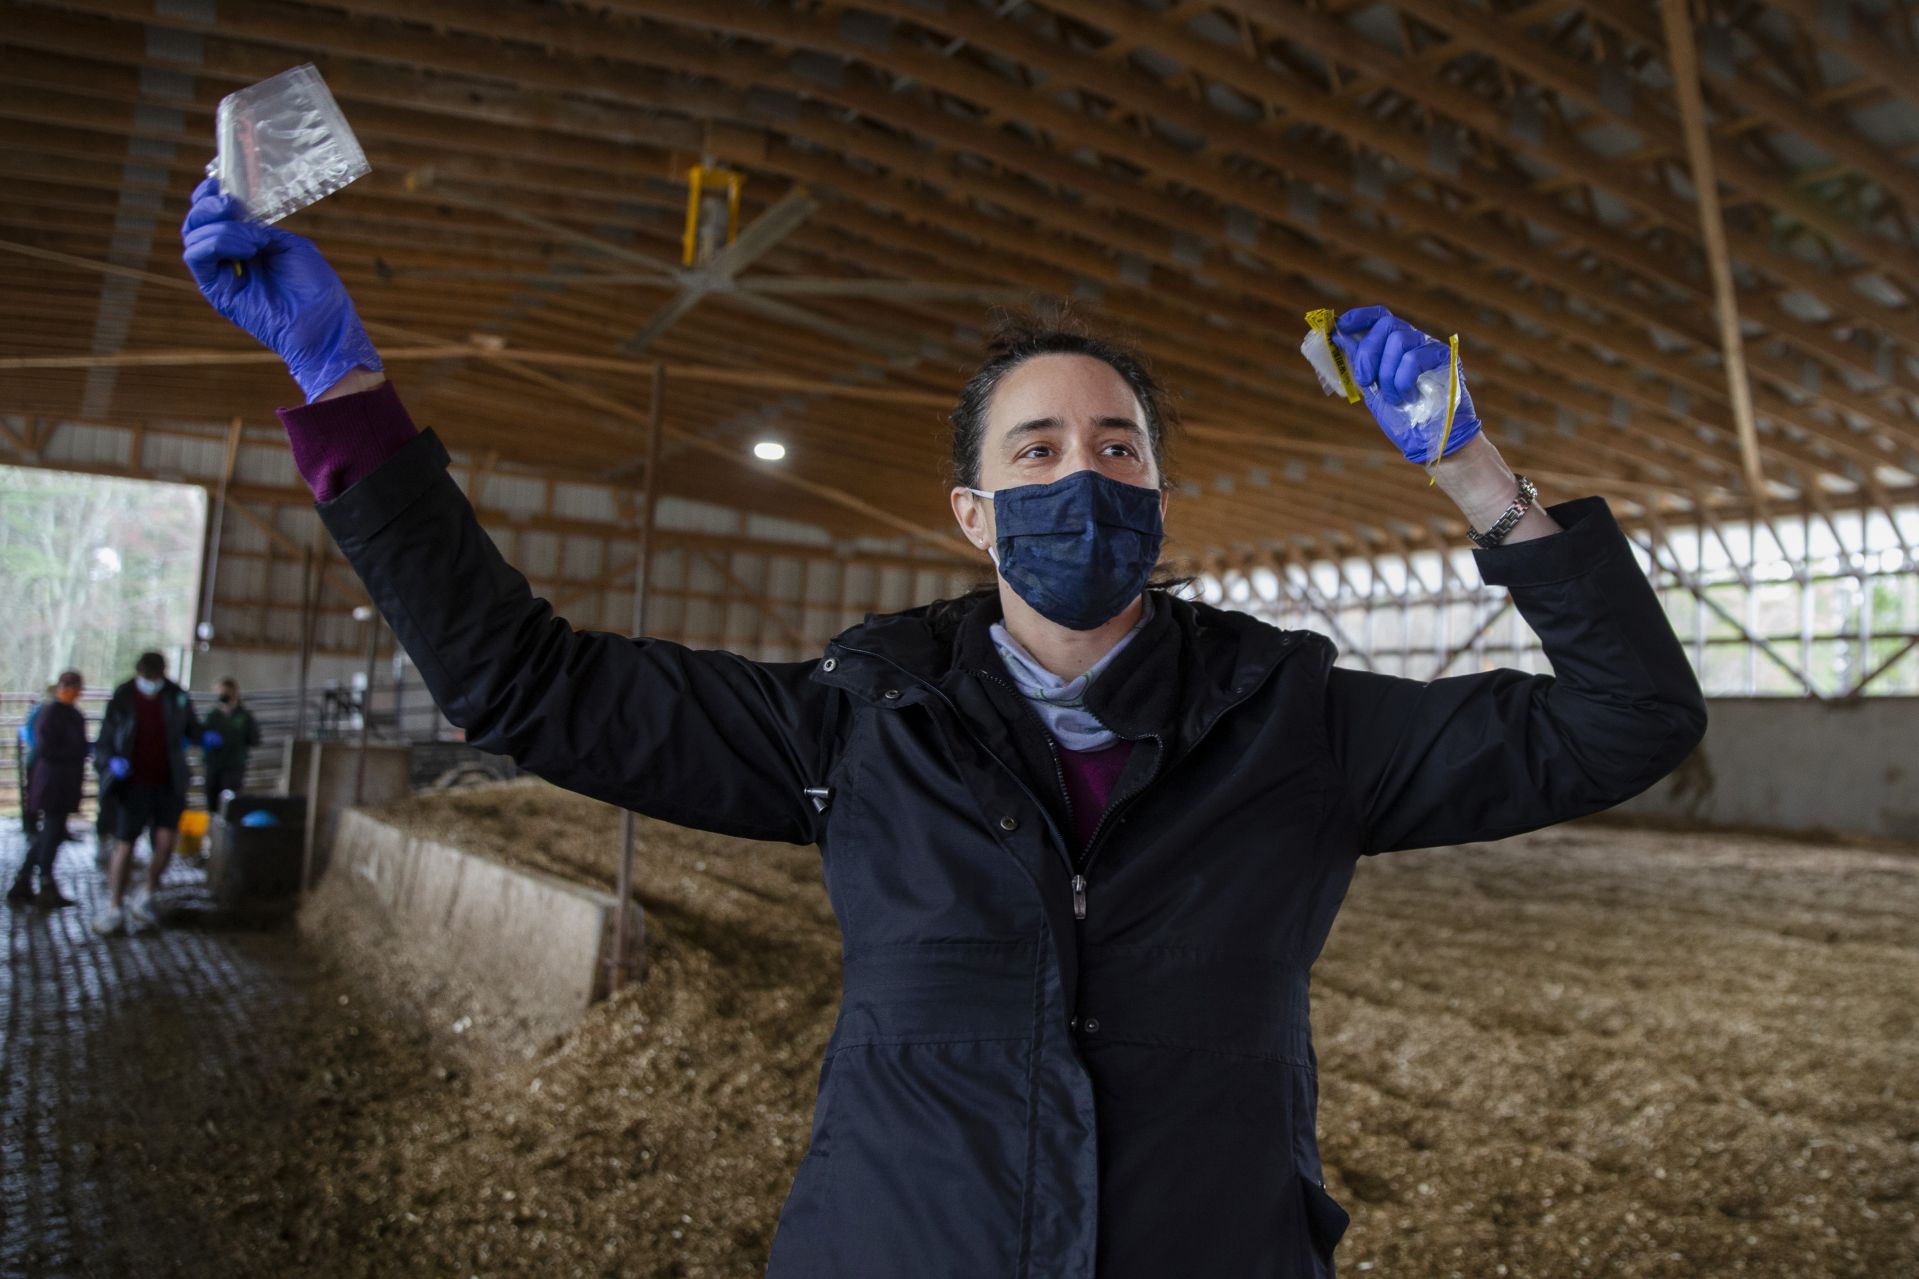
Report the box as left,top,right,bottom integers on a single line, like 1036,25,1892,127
91,652,208,936
201,677,261,808
9,670,86,908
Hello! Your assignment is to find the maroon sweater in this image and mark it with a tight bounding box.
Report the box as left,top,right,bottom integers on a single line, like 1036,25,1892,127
130,693,170,786
1059,740,1135,853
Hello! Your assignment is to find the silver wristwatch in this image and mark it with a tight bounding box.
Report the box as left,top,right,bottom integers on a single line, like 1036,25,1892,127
1467,474,1538,550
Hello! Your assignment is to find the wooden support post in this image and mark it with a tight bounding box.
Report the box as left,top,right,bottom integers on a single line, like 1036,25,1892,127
294,544,318,742
611,363,666,997
354,610,381,805
194,416,246,649
1661,0,1767,500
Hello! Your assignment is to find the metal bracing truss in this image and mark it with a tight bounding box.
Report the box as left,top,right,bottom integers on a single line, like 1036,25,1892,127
1202,502,1919,699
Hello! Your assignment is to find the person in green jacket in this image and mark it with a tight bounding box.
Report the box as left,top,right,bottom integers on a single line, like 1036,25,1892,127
201,678,260,808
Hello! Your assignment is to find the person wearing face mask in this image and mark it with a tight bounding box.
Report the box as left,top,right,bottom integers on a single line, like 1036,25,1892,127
182,186,1705,1278
92,651,208,936
200,678,261,809
9,671,87,909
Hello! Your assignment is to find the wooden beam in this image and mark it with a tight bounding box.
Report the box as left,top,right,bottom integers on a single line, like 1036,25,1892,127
1661,0,1767,501
193,414,246,645
0,334,953,411
1765,0,1919,113
223,502,366,607
697,551,810,649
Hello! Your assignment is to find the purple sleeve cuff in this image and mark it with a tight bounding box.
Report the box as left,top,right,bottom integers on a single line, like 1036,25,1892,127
275,379,419,502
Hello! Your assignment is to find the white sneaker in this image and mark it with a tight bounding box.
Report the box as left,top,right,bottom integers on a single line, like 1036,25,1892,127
128,892,159,933
92,905,125,936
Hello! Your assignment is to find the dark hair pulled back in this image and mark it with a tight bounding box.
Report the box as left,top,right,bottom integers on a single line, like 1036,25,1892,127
948,303,1175,491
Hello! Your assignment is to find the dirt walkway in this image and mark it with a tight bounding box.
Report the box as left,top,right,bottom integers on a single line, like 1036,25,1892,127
0,825,384,1277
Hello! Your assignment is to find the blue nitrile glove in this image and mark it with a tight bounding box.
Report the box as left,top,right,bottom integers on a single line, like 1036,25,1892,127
201,730,224,751
180,176,383,403
1332,306,1482,465
107,756,131,780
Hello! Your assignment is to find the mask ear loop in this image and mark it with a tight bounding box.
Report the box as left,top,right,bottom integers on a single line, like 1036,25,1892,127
966,488,1000,564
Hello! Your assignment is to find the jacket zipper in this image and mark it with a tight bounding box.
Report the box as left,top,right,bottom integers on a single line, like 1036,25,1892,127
1069,730,1164,916
975,669,1091,918
1067,648,1300,918
832,636,1303,922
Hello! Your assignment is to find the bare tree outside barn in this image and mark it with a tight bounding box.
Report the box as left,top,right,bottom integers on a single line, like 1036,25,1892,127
0,466,205,695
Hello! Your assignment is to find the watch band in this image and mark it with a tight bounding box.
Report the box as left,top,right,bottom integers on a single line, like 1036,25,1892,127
1467,474,1538,550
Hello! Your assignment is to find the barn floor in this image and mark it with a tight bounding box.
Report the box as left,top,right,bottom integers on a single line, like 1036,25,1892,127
3,784,1914,1278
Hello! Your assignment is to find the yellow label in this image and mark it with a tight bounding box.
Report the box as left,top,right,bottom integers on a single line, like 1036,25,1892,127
1304,309,1362,404
1426,333,1462,486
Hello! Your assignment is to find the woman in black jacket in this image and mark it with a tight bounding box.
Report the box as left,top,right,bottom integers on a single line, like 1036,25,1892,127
184,184,1705,1279
11,670,87,908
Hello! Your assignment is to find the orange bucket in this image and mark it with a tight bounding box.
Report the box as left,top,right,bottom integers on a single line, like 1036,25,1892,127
178,808,210,855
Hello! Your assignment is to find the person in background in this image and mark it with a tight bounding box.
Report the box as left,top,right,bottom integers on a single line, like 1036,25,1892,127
91,652,211,936
15,682,51,837
9,671,86,908
201,677,260,809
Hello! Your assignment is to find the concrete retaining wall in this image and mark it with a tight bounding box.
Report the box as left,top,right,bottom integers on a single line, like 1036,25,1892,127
287,741,414,885
327,809,643,1017
1616,696,1919,840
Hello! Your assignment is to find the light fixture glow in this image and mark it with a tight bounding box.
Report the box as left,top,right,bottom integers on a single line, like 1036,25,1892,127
753,441,787,461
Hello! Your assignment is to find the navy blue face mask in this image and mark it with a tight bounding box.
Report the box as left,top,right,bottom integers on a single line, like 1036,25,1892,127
969,469,1165,631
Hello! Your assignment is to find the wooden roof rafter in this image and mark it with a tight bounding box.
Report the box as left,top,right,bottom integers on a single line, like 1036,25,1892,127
3,0,1917,577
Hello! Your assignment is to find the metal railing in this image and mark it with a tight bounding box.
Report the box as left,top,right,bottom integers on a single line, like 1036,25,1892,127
3,678,466,817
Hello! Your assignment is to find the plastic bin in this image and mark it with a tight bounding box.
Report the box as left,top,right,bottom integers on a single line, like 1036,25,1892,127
207,793,309,906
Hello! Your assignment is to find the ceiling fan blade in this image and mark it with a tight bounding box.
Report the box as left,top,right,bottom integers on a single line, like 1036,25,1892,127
700,188,821,280
733,278,1028,302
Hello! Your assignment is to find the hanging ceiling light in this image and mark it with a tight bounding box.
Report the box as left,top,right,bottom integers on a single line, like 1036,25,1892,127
753,441,787,461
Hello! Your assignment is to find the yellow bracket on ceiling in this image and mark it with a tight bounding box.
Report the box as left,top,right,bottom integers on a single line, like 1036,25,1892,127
683,164,745,267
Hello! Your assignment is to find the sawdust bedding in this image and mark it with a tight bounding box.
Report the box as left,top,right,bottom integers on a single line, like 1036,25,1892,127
174,780,1916,1276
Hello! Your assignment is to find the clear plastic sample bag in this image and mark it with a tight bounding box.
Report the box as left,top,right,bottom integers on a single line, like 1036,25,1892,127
1301,307,1463,478
211,64,369,224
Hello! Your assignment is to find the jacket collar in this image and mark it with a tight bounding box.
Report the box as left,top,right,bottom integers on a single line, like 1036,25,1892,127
819,589,1308,753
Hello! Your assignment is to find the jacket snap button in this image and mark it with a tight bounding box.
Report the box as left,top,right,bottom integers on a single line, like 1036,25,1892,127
998,815,1018,832
1069,1017,1081,1031
883,687,901,700
1082,1017,1100,1034
822,657,837,672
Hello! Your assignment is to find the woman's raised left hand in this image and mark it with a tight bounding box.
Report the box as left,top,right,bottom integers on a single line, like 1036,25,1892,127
1332,305,1483,465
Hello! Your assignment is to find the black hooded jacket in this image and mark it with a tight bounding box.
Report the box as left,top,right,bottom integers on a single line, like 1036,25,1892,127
318,429,1705,1278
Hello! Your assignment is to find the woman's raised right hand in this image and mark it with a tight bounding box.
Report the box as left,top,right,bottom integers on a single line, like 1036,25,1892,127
180,175,384,403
